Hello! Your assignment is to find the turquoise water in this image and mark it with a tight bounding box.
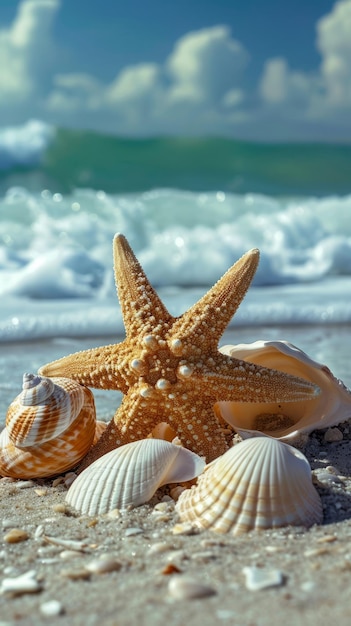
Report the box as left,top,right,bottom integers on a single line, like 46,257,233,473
1,120,351,343
1,125,351,196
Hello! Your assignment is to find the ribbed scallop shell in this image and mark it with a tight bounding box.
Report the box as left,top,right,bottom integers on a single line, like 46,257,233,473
176,437,323,535
65,438,206,515
216,340,351,440
0,374,97,478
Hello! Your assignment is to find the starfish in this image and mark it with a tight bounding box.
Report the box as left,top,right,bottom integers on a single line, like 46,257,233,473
39,234,317,466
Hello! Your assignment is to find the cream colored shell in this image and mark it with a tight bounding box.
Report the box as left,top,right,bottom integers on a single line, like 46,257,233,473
65,438,206,515
175,436,323,535
0,373,97,478
216,340,351,440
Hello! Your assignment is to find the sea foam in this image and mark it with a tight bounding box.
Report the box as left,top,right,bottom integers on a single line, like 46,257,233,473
0,120,54,170
1,186,351,341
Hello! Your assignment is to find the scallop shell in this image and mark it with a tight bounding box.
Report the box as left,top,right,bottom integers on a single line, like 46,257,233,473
176,437,323,535
215,340,351,440
0,373,97,478
65,438,206,515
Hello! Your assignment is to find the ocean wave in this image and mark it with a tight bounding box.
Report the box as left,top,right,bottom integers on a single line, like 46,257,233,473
0,120,54,170
1,121,351,195
1,187,351,301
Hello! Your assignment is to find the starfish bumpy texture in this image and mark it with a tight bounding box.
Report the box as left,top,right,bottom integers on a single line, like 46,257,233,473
39,234,318,466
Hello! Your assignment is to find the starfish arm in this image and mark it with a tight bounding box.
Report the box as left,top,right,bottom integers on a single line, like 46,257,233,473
39,341,131,392
79,386,229,469
38,236,314,471
186,354,319,403
170,249,259,354
114,234,174,339
78,385,171,470
164,397,229,462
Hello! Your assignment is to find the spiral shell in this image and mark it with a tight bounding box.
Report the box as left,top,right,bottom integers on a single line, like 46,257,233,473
216,340,351,440
176,437,323,535
65,438,206,515
0,373,97,478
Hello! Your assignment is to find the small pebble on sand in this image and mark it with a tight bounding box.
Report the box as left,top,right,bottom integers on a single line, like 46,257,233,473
40,600,64,617
243,566,284,591
3,528,29,543
324,428,343,442
168,576,216,600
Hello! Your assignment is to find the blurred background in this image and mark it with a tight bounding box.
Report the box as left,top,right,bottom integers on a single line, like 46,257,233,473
1,0,351,137
0,0,351,193
1,0,351,341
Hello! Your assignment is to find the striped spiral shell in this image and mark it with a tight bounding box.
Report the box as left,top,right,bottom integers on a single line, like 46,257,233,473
0,373,99,479
175,437,323,535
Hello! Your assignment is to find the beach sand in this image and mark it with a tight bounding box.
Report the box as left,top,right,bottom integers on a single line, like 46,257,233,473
1,325,351,626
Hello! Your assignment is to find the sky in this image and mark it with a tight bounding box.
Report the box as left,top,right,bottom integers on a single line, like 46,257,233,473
0,0,350,141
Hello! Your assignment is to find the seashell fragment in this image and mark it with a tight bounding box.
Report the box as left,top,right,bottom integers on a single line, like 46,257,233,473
243,566,284,591
0,373,97,478
216,341,351,440
0,570,42,596
85,556,122,574
3,528,29,543
40,600,64,617
168,576,216,600
43,535,94,552
65,438,206,516
176,437,323,535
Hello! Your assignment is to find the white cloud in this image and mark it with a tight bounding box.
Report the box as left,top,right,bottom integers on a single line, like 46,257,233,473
1,0,351,139
107,64,161,103
0,0,59,106
259,57,311,107
43,24,250,135
166,26,248,105
317,0,351,107
46,73,103,112
258,0,351,132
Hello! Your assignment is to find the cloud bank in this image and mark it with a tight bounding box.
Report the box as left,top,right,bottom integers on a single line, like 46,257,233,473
0,0,351,140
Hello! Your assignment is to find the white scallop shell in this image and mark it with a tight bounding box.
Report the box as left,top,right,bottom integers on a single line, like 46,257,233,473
0,373,97,478
176,437,323,535
65,438,206,515
216,340,351,440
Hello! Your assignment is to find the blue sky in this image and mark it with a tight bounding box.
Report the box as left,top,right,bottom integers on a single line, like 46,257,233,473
0,0,350,140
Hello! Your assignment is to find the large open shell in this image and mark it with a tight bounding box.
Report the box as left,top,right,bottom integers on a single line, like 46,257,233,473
215,340,351,440
0,374,97,478
65,438,206,515
176,437,323,535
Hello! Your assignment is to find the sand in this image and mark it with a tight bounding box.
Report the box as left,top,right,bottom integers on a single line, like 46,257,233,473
1,325,351,626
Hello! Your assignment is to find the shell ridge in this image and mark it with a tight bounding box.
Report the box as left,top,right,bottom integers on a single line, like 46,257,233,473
1,379,96,479
6,377,88,448
277,444,312,524
66,439,206,515
21,374,55,406
233,441,267,533
157,445,206,486
175,437,323,535
178,468,225,529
